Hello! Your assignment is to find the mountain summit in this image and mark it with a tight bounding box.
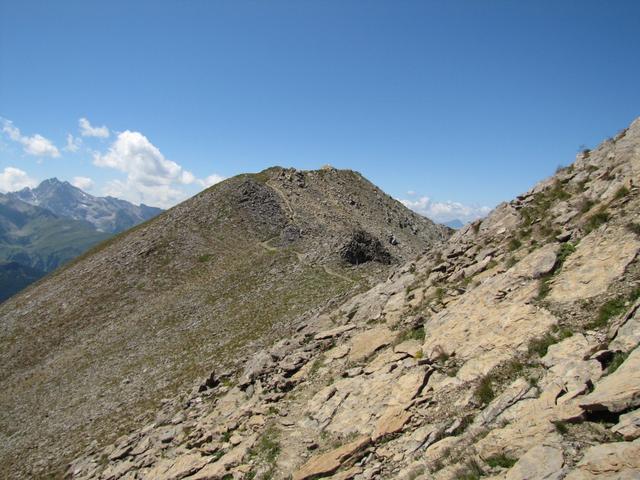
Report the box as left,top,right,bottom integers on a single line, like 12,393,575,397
9,178,163,234
0,166,450,478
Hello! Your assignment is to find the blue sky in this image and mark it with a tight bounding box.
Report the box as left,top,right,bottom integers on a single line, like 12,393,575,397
1,1,639,221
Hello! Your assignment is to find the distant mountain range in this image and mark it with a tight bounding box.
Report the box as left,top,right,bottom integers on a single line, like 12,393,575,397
0,179,163,302
9,178,162,233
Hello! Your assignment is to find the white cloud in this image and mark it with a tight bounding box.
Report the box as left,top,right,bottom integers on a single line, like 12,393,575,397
71,176,94,190
103,179,189,207
0,167,38,192
79,117,110,138
93,130,200,207
64,134,82,152
400,195,492,224
198,173,226,188
1,119,60,158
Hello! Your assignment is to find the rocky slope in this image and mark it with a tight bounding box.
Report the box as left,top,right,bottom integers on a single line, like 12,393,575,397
0,166,449,479
9,178,163,234
63,117,640,480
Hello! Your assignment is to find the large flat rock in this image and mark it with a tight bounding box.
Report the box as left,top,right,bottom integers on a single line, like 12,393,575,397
549,226,640,303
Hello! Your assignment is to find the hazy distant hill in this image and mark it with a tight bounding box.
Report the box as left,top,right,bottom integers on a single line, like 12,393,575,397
9,178,163,234
444,218,464,229
0,262,44,302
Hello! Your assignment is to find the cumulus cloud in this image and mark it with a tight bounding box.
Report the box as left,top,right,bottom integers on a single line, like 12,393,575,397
1,119,60,158
71,176,94,190
103,179,189,207
93,130,202,207
64,134,82,152
79,117,110,138
198,173,226,188
400,195,492,224
0,167,38,192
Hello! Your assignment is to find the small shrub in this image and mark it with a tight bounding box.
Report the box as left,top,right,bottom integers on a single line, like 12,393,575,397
555,243,576,268
197,254,213,262
536,274,553,300
578,198,595,214
472,221,481,234
485,453,518,468
502,358,525,378
456,459,484,480
614,186,630,200
607,351,629,375
584,208,610,234
505,256,518,268
555,421,569,435
253,426,280,465
398,326,426,343
528,332,556,357
309,358,323,377
508,238,522,251
475,376,495,405
435,287,445,302
552,325,573,341
626,222,640,237
588,297,627,329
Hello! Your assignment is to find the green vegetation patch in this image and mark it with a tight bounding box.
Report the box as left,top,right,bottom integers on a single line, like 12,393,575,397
474,375,495,405
614,186,630,200
397,325,426,343
607,351,629,375
587,288,640,330
508,238,522,252
584,207,610,234
485,454,518,469
528,326,573,358
626,222,640,237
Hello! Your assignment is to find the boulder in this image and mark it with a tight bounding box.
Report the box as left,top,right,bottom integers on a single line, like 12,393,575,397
511,243,559,279
348,327,395,362
371,406,411,441
505,445,564,480
548,226,640,303
292,436,370,480
564,439,640,479
610,303,640,352
611,409,640,440
579,347,640,413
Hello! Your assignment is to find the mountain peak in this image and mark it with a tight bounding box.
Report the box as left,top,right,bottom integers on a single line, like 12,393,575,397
8,179,162,233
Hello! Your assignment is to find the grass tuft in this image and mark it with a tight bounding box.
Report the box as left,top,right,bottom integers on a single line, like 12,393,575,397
614,186,629,200
485,453,518,469
584,207,610,234
607,351,629,375
475,375,495,405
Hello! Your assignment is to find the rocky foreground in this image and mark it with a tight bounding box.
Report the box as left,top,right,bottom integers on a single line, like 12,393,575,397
65,119,640,478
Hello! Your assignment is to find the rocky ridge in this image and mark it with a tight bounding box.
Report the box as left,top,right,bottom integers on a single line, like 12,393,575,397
66,117,640,480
